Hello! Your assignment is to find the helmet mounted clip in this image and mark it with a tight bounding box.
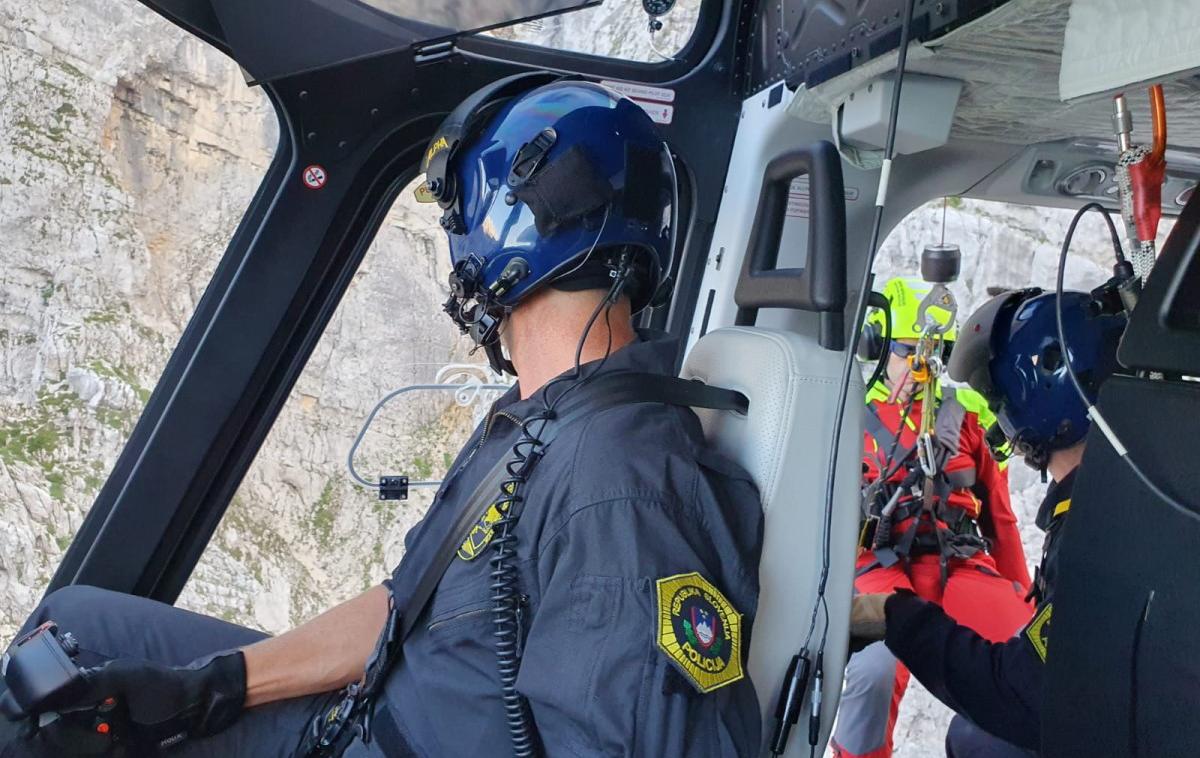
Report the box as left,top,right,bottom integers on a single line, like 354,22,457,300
508,128,557,188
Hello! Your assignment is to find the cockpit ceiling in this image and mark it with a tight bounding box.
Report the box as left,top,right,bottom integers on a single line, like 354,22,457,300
787,0,1200,151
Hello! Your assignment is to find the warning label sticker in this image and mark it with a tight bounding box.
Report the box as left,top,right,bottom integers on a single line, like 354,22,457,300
601,79,675,124
786,176,860,218
601,80,676,103
636,101,674,125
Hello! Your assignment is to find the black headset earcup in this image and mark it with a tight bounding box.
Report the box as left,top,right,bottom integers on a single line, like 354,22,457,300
985,423,1013,462
858,321,885,361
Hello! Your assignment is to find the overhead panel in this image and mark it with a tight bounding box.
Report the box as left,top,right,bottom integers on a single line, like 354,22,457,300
1060,0,1200,101
749,0,1010,95
783,0,1200,151
143,0,598,84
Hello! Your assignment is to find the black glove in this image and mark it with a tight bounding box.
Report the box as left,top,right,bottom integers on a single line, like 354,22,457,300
77,651,246,747
881,588,926,636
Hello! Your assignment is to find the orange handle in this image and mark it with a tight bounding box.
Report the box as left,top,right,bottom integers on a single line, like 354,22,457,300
1149,84,1167,161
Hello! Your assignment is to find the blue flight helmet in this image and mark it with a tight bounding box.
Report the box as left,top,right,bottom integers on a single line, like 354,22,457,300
948,288,1127,470
421,74,678,374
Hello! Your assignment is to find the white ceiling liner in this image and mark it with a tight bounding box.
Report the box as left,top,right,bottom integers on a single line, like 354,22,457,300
787,0,1200,150
1060,0,1200,101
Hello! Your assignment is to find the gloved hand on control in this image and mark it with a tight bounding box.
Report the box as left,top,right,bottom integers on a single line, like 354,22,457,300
65,652,246,748
87,651,245,745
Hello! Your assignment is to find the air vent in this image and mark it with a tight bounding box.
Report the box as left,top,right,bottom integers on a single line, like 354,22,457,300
1057,165,1110,198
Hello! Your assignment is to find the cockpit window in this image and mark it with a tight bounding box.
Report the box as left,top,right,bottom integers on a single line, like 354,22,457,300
480,0,701,63
176,177,490,631
0,4,275,639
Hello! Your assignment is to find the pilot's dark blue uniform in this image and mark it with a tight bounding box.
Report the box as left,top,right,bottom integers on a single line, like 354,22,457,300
377,333,763,756
0,334,764,757
883,471,1074,755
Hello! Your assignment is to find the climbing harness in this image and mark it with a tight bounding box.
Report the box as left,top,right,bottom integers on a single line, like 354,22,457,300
858,258,990,585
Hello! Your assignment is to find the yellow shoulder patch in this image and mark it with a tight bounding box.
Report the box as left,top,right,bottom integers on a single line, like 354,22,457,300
1025,602,1053,662
656,573,744,693
457,483,517,561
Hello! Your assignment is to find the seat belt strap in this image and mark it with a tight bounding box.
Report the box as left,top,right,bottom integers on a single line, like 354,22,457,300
399,454,511,642
864,403,920,478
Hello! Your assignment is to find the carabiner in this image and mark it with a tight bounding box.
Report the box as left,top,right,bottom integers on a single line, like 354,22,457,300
918,434,938,478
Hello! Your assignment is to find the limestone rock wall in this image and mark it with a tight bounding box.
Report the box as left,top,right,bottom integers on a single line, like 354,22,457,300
0,0,479,638
0,0,276,639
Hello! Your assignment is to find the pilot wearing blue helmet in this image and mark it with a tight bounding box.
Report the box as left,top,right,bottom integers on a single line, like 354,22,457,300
0,78,763,758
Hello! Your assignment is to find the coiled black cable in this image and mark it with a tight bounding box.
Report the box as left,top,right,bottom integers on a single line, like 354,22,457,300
1054,203,1197,523
489,413,545,757
489,255,631,757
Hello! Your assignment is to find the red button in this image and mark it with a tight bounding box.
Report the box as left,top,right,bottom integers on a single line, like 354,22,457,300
96,722,110,735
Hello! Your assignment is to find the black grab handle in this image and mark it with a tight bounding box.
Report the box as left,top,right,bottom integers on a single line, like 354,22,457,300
734,141,847,350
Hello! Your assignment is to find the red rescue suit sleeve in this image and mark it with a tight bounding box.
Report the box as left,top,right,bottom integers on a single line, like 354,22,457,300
964,413,1031,591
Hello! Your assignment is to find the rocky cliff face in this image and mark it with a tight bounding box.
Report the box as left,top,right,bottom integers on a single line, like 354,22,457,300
0,1,1168,754
0,0,488,638
0,0,279,638
487,0,700,60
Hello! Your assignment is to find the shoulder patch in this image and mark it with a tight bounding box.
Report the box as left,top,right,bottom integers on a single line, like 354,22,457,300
656,572,744,693
1025,602,1053,662
457,482,517,561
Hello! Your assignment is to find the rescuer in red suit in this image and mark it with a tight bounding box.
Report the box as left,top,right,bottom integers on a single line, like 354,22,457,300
830,278,1032,758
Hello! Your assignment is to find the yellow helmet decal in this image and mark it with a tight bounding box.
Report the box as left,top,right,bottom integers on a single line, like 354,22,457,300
873,277,958,342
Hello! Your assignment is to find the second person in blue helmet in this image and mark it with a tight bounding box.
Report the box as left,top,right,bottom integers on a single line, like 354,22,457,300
849,287,1127,756
0,79,763,757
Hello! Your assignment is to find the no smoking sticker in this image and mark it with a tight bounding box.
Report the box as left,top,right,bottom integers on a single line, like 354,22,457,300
302,165,327,190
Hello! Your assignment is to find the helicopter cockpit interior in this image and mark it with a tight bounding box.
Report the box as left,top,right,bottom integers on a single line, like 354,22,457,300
4,0,1200,755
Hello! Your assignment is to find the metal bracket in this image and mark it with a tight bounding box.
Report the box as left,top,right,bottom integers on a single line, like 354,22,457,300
379,476,409,501
347,363,513,494
916,282,957,337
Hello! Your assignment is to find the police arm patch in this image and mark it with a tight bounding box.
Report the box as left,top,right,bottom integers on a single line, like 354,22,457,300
1024,602,1052,663
656,572,744,693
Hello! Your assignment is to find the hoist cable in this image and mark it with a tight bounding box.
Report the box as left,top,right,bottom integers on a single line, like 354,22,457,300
770,2,918,756
807,0,917,657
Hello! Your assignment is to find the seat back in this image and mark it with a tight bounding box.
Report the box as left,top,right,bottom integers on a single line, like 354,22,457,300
683,326,863,756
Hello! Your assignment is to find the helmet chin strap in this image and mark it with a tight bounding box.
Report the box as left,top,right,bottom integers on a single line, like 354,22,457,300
482,336,517,377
